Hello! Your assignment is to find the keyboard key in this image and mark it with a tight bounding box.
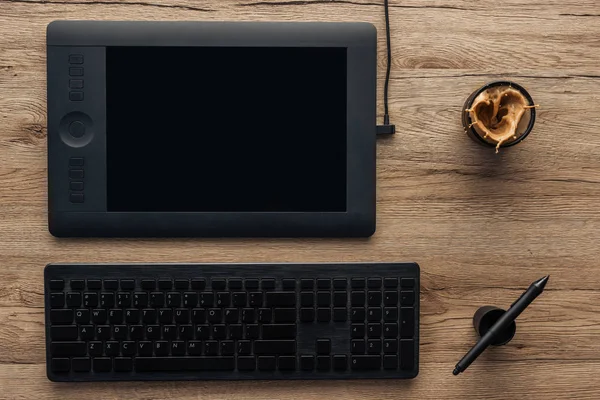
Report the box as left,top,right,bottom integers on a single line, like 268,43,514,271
79,325,94,340
351,278,365,289
51,342,86,357
117,292,132,308
245,324,259,339
146,325,160,340
229,324,243,339
176,308,190,323
279,355,296,371
368,278,382,289
123,309,137,324
232,292,247,307
88,342,102,357
179,325,194,340
188,341,202,356
87,280,101,290
301,292,314,307
104,280,119,290
368,291,382,306
49,280,64,291
195,325,210,340
50,309,73,324
401,278,415,288
300,355,314,371
333,278,347,289
141,280,155,290
237,340,251,355
105,341,119,356
96,325,111,340
368,308,382,322
401,291,415,306
262,324,296,339
51,358,70,373
100,292,115,308
245,279,259,290
130,325,144,340
401,307,415,337
83,292,98,307
175,279,189,290
237,356,256,371
92,309,106,324
384,323,398,338
351,355,381,370
368,339,382,354
207,308,222,323
317,356,330,371
51,326,78,341
115,357,133,372
93,357,112,372
72,357,91,372
368,323,382,337
317,279,331,289
384,355,398,370
212,279,226,290
351,324,365,338
204,341,218,355
166,292,181,307
150,292,164,307
212,324,226,339
317,308,330,322
134,292,148,308
191,278,205,290
228,279,243,290
400,339,415,370
172,341,186,356
75,309,89,324
300,308,315,322
300,279,314,290
384,278,398,288
241,308,255,323
66,292,82,307
384,339,398,353
183,292,198,307
216,292,230,307
258,356,276,371
317,292,331,307
351,308,366,322
384,308,398,322
192,308,206,323
163,324,177,339
351,291,365,306
137,341,152,357
266,292,296,307
70,279,84,290
199,292,214,307
282,279,296,290
334,354,347,371
333,292,347,307
158,279,172,290
142,309,156,324
50,293,64,308
249,292,263,307
351,340,366,354
384,291,398,305
122,341,136,356
333,307,347,322
254,340,296,355
261,278,275,290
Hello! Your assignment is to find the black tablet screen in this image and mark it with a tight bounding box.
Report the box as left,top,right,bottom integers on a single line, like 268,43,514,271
106,46,347,212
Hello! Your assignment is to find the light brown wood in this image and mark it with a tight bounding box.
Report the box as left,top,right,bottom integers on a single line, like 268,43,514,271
1,0,600,398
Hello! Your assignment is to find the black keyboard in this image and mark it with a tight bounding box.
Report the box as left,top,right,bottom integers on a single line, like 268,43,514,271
45,263,419,381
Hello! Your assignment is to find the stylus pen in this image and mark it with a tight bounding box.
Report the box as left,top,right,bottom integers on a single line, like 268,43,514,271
452,275,549,376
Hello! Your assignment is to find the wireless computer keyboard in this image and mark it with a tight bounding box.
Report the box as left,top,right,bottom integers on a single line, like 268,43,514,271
44,263,419,381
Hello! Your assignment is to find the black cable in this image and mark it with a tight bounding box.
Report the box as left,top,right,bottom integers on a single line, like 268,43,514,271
377,0,395,135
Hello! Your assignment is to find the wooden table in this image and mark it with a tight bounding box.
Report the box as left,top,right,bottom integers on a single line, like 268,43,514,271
1,0,599,398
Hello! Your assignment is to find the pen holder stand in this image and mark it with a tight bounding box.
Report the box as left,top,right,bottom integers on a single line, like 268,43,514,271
473,306,517,346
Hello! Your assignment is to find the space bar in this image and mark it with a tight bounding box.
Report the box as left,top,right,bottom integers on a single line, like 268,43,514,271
135,357,235,372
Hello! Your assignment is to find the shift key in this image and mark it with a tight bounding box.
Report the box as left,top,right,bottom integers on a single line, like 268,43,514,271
51,342,86,357
254,340,296,355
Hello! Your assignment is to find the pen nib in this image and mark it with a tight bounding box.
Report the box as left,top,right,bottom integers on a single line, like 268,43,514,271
533,275,549,290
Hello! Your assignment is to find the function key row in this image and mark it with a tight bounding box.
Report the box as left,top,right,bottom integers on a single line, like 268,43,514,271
49,277,416,292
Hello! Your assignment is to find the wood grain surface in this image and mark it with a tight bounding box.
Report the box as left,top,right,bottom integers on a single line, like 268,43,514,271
1,0,600,398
